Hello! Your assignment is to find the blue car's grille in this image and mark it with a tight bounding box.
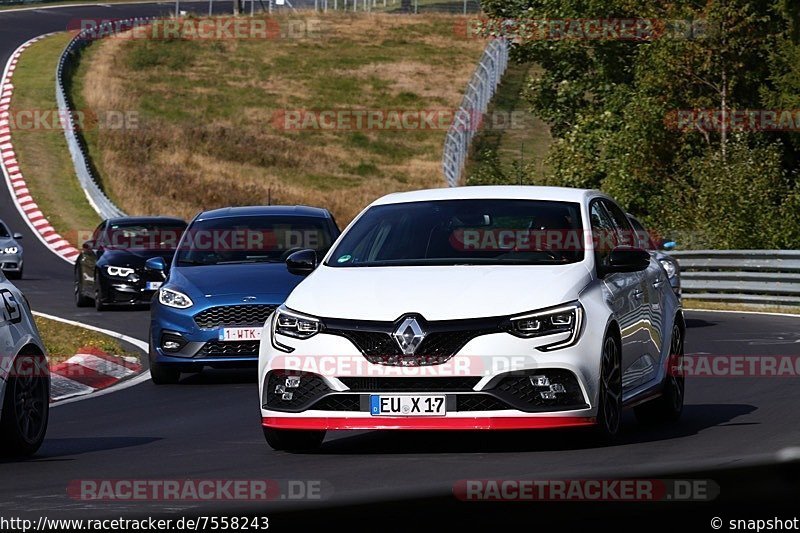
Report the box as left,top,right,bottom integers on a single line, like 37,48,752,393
197,340,260,357
193,304,278,329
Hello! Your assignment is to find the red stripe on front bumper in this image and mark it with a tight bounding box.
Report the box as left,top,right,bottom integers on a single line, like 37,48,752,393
262,416,596,431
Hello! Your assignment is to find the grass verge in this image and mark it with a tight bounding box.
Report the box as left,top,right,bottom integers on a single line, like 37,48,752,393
465,61,552,184
73,12,485,224
9,33,101,246
34,315,140,364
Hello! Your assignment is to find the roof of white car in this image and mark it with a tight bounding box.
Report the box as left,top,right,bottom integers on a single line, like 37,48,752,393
371,186,603,206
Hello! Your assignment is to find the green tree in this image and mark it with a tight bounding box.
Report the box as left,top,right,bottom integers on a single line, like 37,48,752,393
476,0,800,249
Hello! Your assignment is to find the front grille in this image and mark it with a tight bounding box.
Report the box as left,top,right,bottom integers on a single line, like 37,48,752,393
490,369,587,412
340,376,481,392
326,324,498,367
264,371,330,412
312,394,361,412
194,304,277,329
456,394,512,411
197,340,259,357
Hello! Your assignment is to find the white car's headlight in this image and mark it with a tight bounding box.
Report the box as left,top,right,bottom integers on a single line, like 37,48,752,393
273,305,321,340
158,288,193,309
3,246,18,254
509,302,583,351
659,259,677,280
106,266,135,277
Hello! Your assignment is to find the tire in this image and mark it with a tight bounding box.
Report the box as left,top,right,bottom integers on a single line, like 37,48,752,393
94,275,107,311
6,268,21,280
149,357,181,385
0,354,49,457
635,323,685,425
75,270,92,307
592,333,622,444
263,427,325,451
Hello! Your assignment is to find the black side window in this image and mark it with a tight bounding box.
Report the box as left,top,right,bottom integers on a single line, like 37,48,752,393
628,216,654,251
589,200,617,269
91,222,106,245
601,199,635,247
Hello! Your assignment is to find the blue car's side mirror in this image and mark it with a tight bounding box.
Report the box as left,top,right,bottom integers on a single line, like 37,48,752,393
145,256,168,273
661,241,677,251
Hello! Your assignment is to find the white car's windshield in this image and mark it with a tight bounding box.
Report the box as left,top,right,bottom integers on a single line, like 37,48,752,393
328,199,584,267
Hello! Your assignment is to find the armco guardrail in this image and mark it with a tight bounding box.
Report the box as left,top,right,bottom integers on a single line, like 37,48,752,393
442,37,509,187
670,250,800,305
56,21,139,219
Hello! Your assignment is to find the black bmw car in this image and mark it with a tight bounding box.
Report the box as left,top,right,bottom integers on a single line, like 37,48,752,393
75,216,187,310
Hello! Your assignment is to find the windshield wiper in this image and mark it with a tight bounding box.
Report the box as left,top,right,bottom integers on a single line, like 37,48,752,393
346,257,570,267
176,259,215,266
215,258,282,265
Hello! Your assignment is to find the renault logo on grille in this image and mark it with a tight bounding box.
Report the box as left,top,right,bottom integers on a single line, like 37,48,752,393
393,317,426,355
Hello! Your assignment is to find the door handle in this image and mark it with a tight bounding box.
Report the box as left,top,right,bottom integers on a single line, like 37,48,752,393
653,278,664,288
633,289,644,299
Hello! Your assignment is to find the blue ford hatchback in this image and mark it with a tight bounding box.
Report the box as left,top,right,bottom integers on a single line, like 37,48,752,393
146,206,339,384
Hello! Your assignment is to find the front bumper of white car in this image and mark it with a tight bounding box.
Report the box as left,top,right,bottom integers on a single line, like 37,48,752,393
259,310,608,431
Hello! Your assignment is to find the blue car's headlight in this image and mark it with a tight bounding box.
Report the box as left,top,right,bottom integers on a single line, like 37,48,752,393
158,288,193,309
3,246,18,254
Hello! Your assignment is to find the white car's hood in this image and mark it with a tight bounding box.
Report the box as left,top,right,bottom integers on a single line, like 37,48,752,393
285,263,592,321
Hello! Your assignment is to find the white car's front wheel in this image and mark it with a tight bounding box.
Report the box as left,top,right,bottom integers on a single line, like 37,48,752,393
593,334,622,443
0,354,49,457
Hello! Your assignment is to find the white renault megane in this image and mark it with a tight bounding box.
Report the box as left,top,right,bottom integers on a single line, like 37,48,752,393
258,186,684,450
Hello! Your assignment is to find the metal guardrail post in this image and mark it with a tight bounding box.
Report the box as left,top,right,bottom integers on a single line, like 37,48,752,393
56,21,142,220
441,37,510,187
669,250,800,305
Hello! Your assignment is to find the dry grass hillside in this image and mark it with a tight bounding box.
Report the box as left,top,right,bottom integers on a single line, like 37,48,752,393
73,12,485,224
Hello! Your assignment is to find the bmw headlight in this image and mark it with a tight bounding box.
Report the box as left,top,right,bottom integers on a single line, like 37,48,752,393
158,287,193,309
508,302,583,351
273,305,321,340
2,246,18,254
106,266,135,277
659,259,677,280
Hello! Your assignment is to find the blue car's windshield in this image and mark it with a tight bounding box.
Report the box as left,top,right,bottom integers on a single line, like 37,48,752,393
175,215,334,266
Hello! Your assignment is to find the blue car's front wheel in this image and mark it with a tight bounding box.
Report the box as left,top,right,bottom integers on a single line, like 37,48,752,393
149,348,181,385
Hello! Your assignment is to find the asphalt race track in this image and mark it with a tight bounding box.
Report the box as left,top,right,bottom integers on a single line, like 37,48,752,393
1,3,799,527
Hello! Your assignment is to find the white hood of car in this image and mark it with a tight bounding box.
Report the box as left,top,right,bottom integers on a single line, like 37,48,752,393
285,263,593,321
